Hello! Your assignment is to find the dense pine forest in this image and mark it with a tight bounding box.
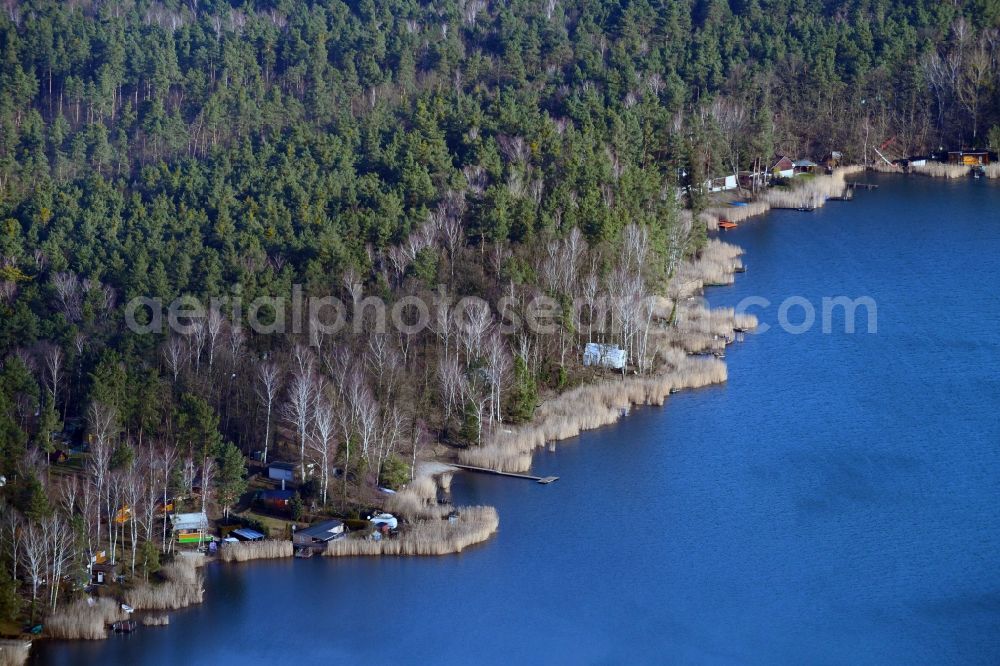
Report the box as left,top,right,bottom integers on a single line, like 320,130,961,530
1,0,998,633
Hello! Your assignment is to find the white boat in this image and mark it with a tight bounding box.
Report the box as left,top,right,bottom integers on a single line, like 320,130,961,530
368,513,398,529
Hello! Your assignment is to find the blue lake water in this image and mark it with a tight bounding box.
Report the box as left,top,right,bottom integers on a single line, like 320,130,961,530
35,175,1000,664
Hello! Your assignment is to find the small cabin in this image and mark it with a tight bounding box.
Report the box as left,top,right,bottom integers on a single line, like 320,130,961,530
770,155,795,179
293,519,345,549
267,461,296,483
948,151,990,166
792,159,818,175
256,489,295,510
231,528,266,542
583,343,626,370
171,512,210,546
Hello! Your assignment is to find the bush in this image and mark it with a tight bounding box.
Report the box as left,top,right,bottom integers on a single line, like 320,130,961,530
0,571,19,624
378,455,410,490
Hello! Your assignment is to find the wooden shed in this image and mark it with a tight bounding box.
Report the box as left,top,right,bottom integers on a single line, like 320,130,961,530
948,151,990,165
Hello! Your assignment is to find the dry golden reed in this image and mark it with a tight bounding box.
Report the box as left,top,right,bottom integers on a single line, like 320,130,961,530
911,163,970,178
0,640,30,666
141,614,170,626
384,475,451,520
984,163,1000,179
44,598,125,640
460,352,728,473
323,506,499,556
703,200,771,230
762,167,860,209
220,539,293,563
125,553,205,610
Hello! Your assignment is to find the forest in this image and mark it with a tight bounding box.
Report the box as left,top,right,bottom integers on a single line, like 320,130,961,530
1,0,999,631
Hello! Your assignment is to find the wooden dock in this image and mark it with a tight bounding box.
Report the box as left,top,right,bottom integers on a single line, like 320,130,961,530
450,463,559,484
847,182,879,190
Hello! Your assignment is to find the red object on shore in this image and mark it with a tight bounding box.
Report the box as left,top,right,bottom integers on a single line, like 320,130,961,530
719,220,738,230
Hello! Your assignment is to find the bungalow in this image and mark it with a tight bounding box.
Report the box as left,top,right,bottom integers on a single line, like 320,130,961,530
948,150,991,166
267,461,296,484
770,155,795,179
171,511,210,546
583,342,626,370
293,519,345,549
792,159,818,175
255,488,295,511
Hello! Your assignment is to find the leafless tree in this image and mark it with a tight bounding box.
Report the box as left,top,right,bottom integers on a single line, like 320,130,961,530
205,308,225,371
159,442,179,552
711,96,748,179
200,456,215,514
457,299,492,366
40,343,63,402
163,336,187,383
484,331,512,425
283,361,317,478
186,319,207,374
308,395,337,506
255,361,282,464
87,402,117,549
437,355,463,423
44,514,75,611
375,406,405,481
52,272,82,322
460,374,490,446
20,521,46,612
122,465,144,576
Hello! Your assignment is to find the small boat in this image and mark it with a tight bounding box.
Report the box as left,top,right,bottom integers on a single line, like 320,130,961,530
718,220,738,230
112,620,137,633
368,512,398,530
120,603,134,614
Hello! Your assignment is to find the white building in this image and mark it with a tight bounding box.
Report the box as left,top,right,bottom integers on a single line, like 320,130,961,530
583,343,627,370
705,174,738,192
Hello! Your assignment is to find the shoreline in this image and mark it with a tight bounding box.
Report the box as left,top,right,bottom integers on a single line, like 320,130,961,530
21,166,876,663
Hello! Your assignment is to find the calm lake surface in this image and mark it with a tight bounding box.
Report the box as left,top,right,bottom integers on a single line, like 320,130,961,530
35,175,1000,664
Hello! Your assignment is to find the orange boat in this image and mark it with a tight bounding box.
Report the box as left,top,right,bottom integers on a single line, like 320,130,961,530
718,220,738,230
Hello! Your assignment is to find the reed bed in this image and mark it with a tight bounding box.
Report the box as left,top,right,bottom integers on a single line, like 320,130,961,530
324,506,499,557
220,539,293,563
984,163,1000,179
460,351,728,472
45,598,125,640
704,200,771,229
911,162,969,178
125,553,205,610
0,641,30,666
141,614,170,627
672,239,744,292
763,169,852,209
385,475,450,520
660,303,757,353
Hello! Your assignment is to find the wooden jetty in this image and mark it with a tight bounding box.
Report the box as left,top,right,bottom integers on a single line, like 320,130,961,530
451,463,559,484
847,182,879,190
